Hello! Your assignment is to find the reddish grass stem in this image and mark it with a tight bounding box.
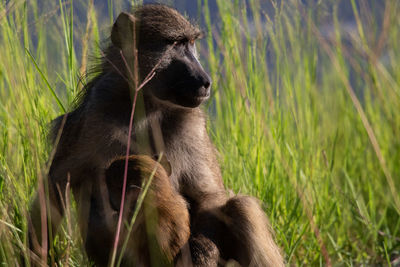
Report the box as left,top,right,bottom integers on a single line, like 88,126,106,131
109,18,177,264
38,177,48,265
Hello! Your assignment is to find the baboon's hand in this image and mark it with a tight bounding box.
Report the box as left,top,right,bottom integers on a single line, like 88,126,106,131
105,155,167,210
189,234,219,267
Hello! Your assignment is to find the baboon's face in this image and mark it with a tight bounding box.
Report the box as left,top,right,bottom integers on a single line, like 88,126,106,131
144,39,212,108
111,8,212,109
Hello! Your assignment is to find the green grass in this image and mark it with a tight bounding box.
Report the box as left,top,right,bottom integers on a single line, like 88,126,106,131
1,0,400,266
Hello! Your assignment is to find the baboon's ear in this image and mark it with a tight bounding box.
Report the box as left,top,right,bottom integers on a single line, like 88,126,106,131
111,12,137,49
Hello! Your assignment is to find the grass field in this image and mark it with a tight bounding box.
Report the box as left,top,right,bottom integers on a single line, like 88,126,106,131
0,0,399,266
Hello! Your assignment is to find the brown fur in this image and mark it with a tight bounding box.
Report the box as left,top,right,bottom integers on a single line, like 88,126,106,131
85,155,190,266
28,4,284,267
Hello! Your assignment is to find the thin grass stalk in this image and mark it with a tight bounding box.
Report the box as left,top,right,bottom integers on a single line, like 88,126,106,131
79,0,94,88
55,175,72,266
116,153,163,267
36,173,47,266
108,0,113,26
109,14,139,266
110,32,178,265
109,51,139,267
25,49,66,112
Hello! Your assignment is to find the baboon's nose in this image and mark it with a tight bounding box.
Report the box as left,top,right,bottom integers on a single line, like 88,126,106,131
198,77,211,97
202,72,212,89
199,73,212,95
204,80,211,91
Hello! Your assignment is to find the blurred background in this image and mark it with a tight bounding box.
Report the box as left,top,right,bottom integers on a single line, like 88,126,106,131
0,0,399,266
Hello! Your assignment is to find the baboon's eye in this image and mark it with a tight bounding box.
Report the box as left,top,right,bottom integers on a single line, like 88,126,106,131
189,39,195,46
174,38,187,46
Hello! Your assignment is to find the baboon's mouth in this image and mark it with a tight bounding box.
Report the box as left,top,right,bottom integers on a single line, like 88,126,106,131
194,94,210,103
195,94,210,100
194,89,211,100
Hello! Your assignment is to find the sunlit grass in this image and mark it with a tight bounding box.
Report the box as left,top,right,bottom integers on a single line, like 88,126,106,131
0,0,399,266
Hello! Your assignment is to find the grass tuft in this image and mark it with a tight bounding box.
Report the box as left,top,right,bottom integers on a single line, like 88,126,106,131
0,0,399,265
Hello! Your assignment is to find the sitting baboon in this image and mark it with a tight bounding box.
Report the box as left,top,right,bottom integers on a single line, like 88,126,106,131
28,4,284,267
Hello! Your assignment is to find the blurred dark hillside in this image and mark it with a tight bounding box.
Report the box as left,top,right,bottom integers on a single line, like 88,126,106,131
99,0,383,28
65,0,385,55
25,0,387,94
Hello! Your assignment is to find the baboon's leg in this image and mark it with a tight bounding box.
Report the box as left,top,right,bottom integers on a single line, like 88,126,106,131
86,155,190,266
219,196,284,267
82,173,115,267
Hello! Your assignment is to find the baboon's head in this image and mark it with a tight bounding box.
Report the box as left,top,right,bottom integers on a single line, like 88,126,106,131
111,4,212,108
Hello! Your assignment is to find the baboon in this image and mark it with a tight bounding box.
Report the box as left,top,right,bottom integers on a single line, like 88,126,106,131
28,4,284,267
